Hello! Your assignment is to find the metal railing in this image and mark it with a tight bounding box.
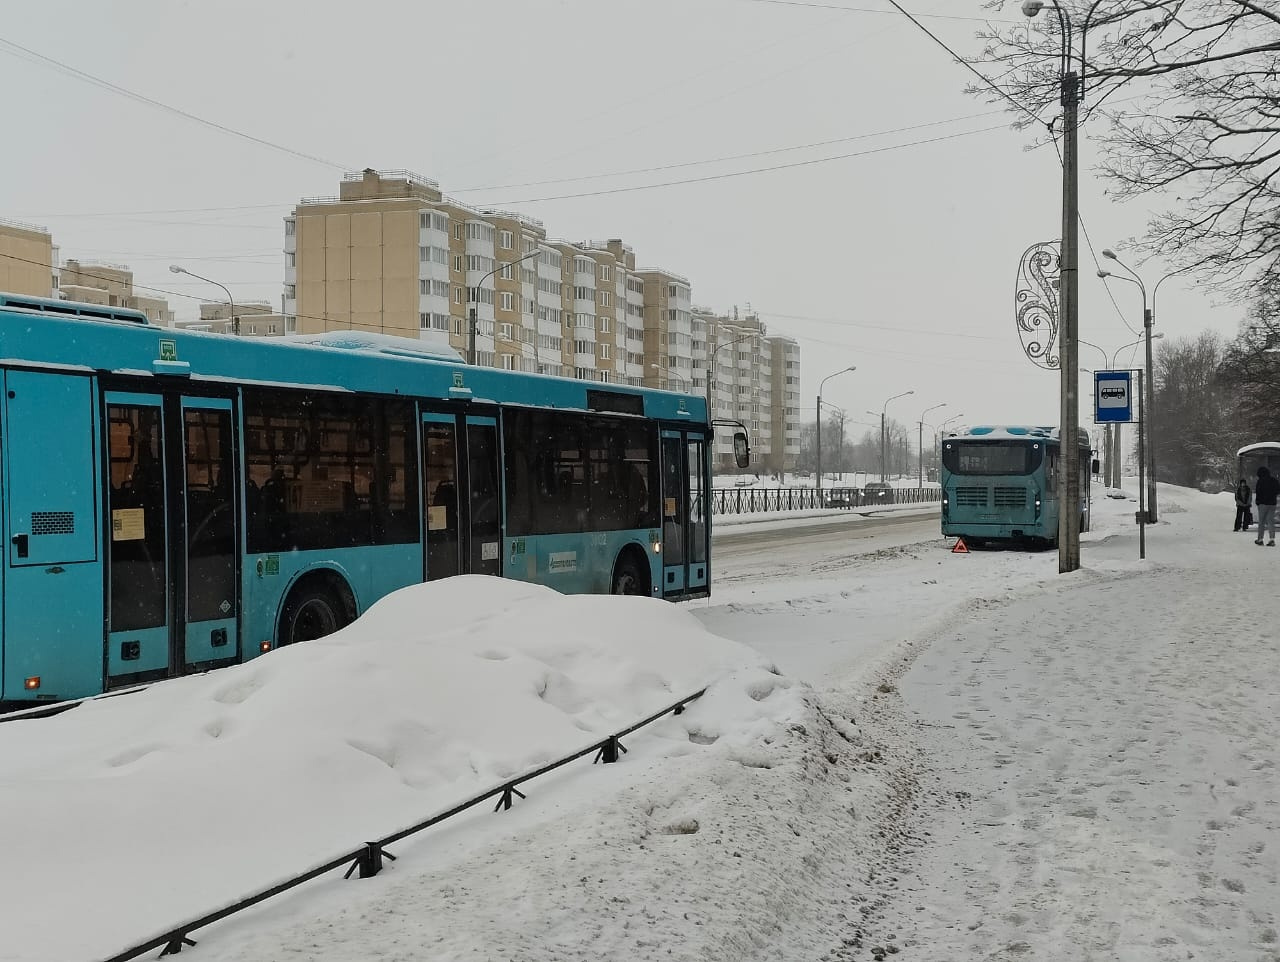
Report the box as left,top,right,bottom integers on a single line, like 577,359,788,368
102,687,706,962
711,486,942,516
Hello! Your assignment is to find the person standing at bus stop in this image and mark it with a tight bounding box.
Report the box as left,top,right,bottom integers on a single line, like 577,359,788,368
1234,478,1253,532
1254,466,1279,546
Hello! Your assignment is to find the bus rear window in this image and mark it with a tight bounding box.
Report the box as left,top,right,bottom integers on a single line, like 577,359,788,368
942,441,1043,476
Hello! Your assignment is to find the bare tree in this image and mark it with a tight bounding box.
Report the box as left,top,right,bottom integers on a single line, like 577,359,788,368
1151,331,1243,487
1219,298,1280,438
977,1,1280,297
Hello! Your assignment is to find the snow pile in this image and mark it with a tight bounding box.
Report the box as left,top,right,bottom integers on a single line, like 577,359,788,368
0,578,790,961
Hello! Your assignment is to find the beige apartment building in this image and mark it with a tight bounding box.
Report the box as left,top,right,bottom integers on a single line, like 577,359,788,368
60,259,175,324
696,308,801,474
0,218,57,297
171,301,289,337
287,170,681,385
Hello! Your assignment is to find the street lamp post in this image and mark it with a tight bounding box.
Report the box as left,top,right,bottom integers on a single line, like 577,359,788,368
707,333,752,413
469,248,541,366
1102,250,1186,523
651,363,689,392
1022,0,1111,573
169,265,237,335
816,365,856,504
917,402,946,487
875,390,914,482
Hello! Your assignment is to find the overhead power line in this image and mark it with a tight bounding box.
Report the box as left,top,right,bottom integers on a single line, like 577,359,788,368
481,123,1011,205
723,0,1016,23
0,36,351,171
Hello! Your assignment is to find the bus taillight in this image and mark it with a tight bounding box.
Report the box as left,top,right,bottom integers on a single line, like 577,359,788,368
24,676,40,691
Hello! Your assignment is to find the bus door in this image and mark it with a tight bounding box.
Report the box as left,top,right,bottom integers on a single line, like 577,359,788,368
659,429,709,596
422,412,461,580
2,371,102,701
420,411,501,580
105,392,238,686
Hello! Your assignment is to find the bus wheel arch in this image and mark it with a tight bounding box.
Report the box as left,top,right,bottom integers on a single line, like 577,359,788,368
611,544,652,597
277,570,357,647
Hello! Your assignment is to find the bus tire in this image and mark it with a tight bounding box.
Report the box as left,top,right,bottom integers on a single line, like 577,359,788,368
611,547,651,597
279,576,354,647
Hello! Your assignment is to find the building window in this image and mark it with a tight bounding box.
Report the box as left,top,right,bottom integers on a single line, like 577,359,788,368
284,284,296,300
500,262,514,281
285,252,296,268
599,343,611,360
454,224,463,240
500,291,515,311
599,290,611,307
453,254,463,273
599,264,610,281
284,219,296,237
599,316,610,334
500,230,514,250
454,286,463,304
501,354,516,370
499,322,513,340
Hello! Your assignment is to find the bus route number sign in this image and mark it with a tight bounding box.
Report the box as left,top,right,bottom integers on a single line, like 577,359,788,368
1095,370,1133,423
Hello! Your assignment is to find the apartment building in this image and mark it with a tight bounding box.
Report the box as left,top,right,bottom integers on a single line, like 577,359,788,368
0,218,57,297
696,308,801,474
60,259,175,324
171,301,291,337
287,170,680,386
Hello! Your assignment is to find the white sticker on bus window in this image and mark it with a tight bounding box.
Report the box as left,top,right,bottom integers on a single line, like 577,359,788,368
112,508,145,542
427,505,448,531
481,541,499,561
548,551,577,572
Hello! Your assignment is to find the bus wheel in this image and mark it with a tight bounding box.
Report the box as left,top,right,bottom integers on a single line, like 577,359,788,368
280,582,350,646
611,550,650,596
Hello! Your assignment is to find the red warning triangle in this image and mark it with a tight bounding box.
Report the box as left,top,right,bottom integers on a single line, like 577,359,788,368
951,537,970,554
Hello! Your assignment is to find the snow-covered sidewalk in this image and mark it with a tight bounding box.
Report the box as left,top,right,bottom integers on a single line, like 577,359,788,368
872,487,1280,960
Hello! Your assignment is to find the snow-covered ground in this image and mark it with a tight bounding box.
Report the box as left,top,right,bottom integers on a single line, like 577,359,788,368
2,481,1275,961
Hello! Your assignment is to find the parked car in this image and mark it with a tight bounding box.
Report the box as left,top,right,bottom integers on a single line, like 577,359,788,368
824,487,857,508
862,482,893,502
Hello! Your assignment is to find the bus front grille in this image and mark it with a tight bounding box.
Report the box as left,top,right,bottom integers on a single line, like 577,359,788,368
993,487,1027,508
955,486,988,507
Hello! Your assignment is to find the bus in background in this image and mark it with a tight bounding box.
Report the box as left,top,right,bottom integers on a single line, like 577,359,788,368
939,425,1092,548
1238,442,1280,481
0,292,748,706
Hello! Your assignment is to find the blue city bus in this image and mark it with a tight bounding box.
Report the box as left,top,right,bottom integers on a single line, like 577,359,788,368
0,292,747,706
939,425,1092,548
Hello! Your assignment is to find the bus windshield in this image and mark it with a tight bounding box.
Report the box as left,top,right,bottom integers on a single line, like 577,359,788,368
942,441,1043,476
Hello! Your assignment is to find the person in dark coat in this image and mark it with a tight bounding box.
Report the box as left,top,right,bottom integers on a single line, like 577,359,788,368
1234,478,1252,531
1254,466,1279,546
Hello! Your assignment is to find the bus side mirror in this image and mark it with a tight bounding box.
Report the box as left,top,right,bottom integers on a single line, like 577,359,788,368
733,431,750,469
1091,458,1100,474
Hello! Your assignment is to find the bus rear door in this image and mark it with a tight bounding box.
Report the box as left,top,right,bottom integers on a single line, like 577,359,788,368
2,371,102,701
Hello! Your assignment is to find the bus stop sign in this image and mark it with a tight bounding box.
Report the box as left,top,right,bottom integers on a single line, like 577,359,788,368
1095,370,1133,423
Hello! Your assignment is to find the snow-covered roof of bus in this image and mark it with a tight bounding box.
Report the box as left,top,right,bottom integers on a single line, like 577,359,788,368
1237,441,1280,456
285,330,463,362
943,425,1080,441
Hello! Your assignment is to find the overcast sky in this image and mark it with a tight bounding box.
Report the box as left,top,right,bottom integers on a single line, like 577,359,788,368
0,0,1243,434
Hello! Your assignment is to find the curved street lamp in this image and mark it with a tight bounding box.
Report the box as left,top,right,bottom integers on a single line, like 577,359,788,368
917,402,946,488
877,390,914,482
170,265,237,336
469,247,542,366
706,333,752,412
816,365,856,503
651,363,689,392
